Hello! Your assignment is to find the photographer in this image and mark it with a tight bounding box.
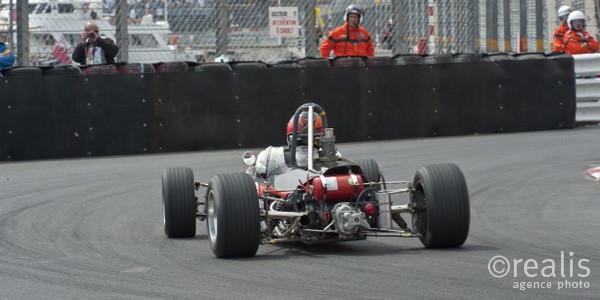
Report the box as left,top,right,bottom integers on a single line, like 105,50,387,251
72,21,119,65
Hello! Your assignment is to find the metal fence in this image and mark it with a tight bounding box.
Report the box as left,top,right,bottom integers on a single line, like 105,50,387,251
1,0,599,65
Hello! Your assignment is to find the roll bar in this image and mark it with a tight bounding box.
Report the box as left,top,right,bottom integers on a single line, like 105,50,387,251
289,103,328,168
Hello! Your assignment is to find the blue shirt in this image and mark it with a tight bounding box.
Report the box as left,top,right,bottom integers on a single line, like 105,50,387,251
0,42,15,68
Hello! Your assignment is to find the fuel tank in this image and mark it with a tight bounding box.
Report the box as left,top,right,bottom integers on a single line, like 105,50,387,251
312,174,363,200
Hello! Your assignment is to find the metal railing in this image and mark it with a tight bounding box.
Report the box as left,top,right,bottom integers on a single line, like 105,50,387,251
574,53,600,123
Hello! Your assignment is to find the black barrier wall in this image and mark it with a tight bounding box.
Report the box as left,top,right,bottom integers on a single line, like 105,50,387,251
0,56,576,161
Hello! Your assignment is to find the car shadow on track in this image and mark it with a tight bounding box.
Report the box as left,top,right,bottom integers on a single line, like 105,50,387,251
247,241,500,261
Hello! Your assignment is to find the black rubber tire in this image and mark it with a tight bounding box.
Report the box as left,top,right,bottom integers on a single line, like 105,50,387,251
483,53,514,62
206,173,260,258
82,65,118,76
411,163,470,248
452,53,482,63
269,62,301,69
2,67,43,77
154,61,190,73
365,56,393,66
513,53,546,60
393,54,423,65
43,65,82,76
162,167,196,238
423,54,453,64
230,62,268,70
298,58,331,68
192,63,232,72
117,63,156,74
331,56,365,67
354,159,381,185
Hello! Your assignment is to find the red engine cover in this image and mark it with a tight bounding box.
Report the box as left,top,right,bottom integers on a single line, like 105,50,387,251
312,174,363,201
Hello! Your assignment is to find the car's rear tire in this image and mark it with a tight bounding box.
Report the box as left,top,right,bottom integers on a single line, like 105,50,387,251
411,163,470,248
162,167,196,238
354,159,381,187
206,173,260,258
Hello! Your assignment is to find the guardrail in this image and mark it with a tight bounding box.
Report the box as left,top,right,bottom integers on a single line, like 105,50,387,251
574,53,600,123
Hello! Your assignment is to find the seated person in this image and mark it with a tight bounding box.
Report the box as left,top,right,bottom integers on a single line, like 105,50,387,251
249,111,324,178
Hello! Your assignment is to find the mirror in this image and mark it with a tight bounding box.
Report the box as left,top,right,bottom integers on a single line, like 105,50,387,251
242,151,256,166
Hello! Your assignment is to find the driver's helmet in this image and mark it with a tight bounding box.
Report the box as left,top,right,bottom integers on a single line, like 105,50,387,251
286,111,324,146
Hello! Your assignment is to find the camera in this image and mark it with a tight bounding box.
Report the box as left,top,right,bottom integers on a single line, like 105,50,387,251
87,32,96,39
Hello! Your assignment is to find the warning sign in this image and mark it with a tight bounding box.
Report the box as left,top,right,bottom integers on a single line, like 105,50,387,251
269,7,299,37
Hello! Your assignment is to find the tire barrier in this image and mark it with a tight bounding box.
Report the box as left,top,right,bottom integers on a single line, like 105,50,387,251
513,53,546,61
192,62,232,72
393,54,424,65
82,64,118,76
483,52,514,62
298,58,331,68
117,63,156,74
0,55,575,161
43,65,82,76
229,62,268,70
1,67,44,78
452,53,483,63
423,54,453,64
364,56,393,66
330,56,365,67
154,61,190,73
268,60,302,69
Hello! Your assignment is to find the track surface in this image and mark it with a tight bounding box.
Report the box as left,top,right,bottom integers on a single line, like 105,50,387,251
1,127,599,299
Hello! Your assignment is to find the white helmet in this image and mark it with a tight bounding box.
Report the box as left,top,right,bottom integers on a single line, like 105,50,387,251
567,10,586,29
214,54,230,63
344,5,364,24
557,5,572,18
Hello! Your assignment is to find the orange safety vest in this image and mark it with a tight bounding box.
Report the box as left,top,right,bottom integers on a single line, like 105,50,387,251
563,29,599,55
320,23,374,58
552,23,569,52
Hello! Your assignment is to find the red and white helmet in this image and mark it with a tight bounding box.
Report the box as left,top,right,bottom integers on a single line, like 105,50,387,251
286,111,323,145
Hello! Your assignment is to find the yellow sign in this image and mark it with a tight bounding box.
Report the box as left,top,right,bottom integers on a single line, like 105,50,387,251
315,7,325,28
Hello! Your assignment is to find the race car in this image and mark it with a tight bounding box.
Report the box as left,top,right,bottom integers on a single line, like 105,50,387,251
161,103,470,258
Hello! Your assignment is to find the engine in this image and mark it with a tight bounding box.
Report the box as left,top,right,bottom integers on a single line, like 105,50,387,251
331,202,371,235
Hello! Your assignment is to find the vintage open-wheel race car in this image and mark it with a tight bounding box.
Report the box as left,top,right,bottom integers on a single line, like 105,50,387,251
162,103,470,258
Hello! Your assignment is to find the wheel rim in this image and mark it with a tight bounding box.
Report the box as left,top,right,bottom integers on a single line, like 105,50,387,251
411,181,428,235
207,190,218,243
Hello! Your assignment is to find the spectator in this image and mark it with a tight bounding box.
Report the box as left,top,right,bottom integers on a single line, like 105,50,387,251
381,18,393,50
0,38,15,69
552,5,571,52
319,5,374,58
562,10,599,55
52,37,73,65
72,21,119,65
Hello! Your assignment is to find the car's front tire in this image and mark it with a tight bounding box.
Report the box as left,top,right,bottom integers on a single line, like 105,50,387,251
411,163,470,248
206,173,260,258
162,167,197,238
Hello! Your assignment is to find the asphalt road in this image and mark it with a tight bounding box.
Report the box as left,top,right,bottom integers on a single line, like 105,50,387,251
1,127,599,299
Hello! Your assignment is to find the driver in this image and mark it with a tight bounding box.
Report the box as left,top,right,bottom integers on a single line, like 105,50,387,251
285,111,324,168
248,111,325,178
